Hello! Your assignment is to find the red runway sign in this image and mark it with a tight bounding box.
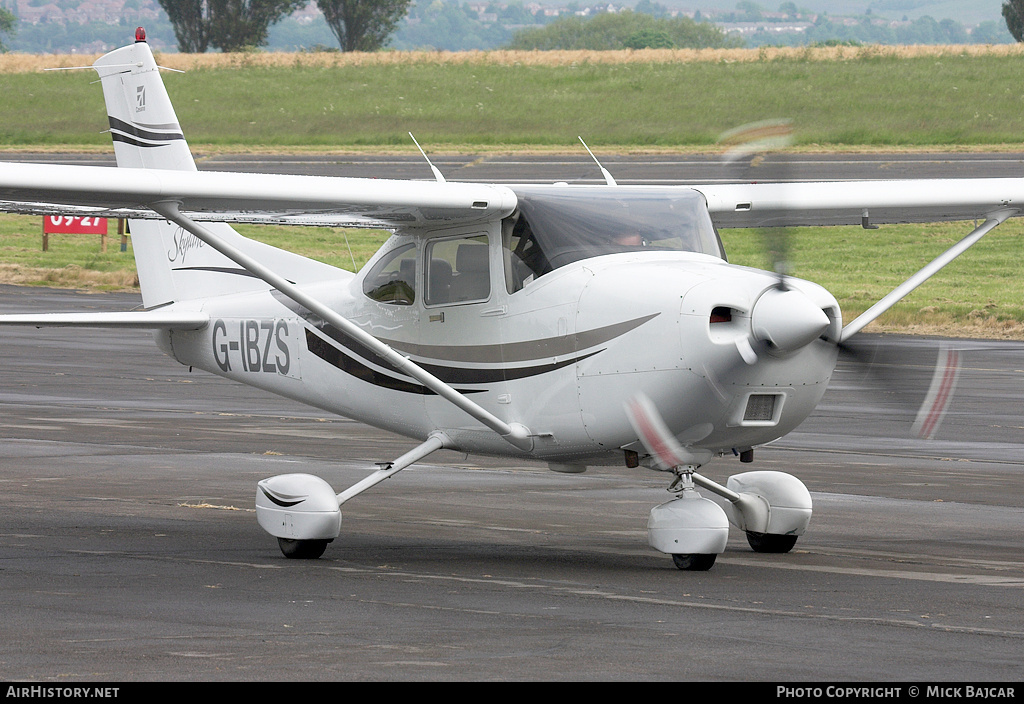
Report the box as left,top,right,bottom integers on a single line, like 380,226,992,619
43,216,108,234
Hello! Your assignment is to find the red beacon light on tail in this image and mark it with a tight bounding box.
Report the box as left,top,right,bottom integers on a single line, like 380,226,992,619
135,27,146,43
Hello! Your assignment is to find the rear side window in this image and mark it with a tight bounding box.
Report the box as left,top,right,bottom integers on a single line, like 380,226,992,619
363,243,417,305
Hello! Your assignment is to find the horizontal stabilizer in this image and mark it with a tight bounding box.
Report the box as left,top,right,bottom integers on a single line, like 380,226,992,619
0,311,209,329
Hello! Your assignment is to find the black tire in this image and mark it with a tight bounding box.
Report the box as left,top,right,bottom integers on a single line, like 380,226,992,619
278,538,329,560
746,531,798,554
672,553,717,571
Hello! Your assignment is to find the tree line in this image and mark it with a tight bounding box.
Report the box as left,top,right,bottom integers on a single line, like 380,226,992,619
156,0,410,52
746,15,1013,48
506,11,742,51
158,1,1024,52
2,1,1023,54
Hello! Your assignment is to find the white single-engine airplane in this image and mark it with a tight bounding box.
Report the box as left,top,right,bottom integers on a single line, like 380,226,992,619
0,31,1021,569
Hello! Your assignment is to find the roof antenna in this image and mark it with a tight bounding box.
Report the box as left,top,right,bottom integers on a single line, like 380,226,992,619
409,132,445,184
579,136,617,186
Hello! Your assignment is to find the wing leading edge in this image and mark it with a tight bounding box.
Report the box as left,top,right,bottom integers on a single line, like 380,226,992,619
694,178,1024,229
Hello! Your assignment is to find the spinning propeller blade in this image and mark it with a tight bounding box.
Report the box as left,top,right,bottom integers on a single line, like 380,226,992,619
719,120,809,365
911,344,961,440
834,335,964,440
720,119,795,290
624,393,690,471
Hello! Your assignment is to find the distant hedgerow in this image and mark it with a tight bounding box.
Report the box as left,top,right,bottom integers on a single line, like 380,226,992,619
506,11,744,51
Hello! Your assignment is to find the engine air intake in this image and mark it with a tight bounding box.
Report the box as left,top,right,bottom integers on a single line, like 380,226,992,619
744,394,777,422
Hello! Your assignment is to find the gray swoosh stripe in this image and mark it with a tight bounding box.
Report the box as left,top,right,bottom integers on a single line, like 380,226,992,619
378,313,659,364
132,120,186,131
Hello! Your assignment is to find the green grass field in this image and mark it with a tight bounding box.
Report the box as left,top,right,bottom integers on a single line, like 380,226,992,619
720,220,1024,338
2,52,1024,148
0,214,388,286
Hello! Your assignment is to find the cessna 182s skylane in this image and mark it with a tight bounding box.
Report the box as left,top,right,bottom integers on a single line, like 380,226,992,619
0,32,1021,570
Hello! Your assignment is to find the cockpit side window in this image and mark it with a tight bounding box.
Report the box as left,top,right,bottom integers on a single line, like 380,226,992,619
362,243,417,305
503,214,551,294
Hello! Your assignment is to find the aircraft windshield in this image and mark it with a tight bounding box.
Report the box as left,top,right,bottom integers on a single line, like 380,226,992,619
504,187,722,292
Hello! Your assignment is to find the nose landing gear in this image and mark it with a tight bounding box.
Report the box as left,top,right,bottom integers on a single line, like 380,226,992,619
647,465,813,570
648,466,729,571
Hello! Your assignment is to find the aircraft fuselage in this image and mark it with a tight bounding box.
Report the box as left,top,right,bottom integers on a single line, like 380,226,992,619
163,217,841,471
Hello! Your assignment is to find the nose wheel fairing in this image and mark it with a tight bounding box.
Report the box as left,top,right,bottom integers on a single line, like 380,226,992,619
648,471,730,571
647,466,813,570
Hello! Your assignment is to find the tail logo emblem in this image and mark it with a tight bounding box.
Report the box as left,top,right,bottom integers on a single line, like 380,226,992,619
135,85,146,113
167,227,204,264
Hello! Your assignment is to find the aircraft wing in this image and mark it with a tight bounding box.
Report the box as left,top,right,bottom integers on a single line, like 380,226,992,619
0,162,518,229
693,178,1024,228
4,161,1022,230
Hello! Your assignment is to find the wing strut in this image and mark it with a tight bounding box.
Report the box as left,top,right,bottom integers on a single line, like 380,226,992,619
840,208,1018,342
150,201,533,452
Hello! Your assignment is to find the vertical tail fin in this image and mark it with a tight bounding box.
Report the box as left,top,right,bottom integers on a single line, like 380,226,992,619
90,34,340,308
93,36,197,173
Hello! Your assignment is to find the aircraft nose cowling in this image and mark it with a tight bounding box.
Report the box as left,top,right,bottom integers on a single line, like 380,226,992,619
751,287,830,353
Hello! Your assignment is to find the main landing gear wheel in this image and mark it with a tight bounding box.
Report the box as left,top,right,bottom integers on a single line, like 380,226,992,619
277,538,329,559
672,553,717,571
746,531,798,554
